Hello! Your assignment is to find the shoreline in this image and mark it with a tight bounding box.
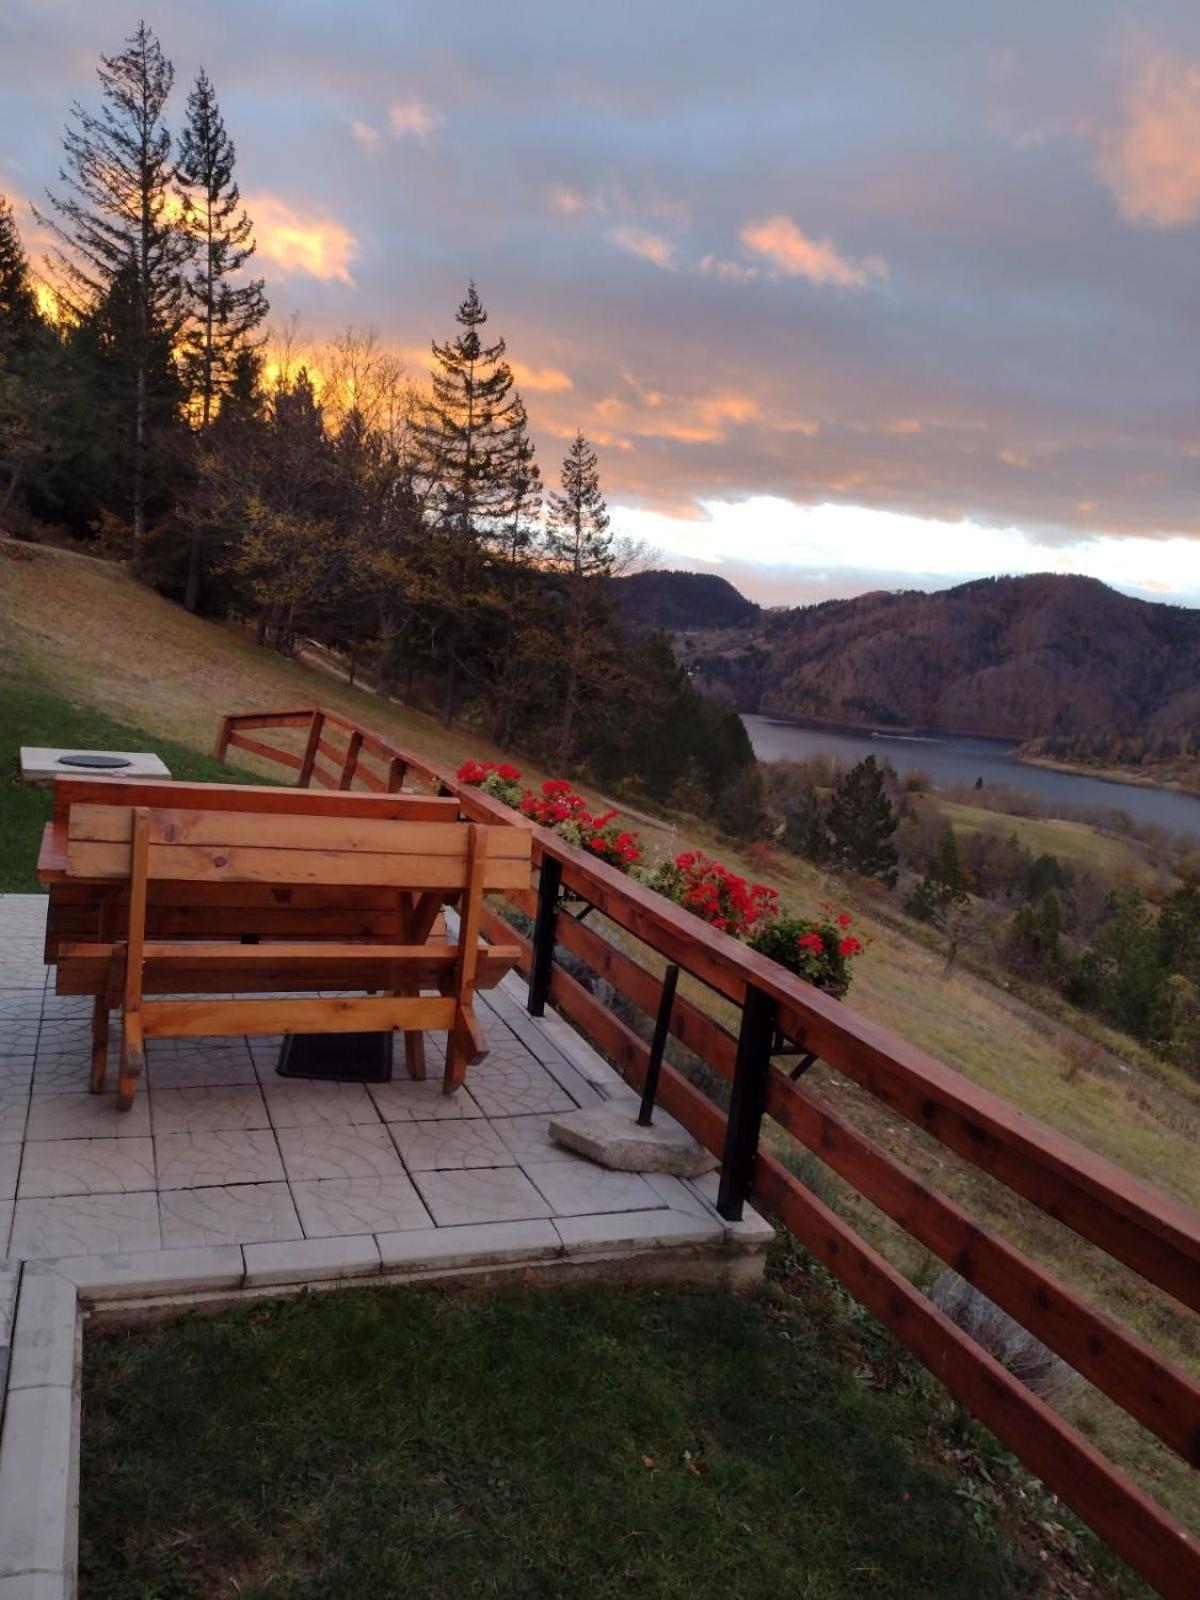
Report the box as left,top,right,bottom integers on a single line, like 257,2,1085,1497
1015,752,1200,801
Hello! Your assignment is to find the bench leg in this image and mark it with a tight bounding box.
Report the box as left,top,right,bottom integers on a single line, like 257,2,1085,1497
403,1028,427,1082
442,1006,487,1095
89,996,110,1094
116,1013,145,1112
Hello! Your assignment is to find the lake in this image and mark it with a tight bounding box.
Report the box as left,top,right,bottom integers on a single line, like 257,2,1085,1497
742,714,1200,840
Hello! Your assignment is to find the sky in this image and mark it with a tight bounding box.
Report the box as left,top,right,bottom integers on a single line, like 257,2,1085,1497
3,2,1200,608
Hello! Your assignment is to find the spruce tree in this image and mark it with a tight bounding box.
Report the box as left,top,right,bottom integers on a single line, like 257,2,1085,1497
36,21,190,561
176,69,267,432
417,282,517,725
827,755,899,886
545,430,615,762
0,196,38,334
0,194,46,520
490,394,544,744
906,826,969,920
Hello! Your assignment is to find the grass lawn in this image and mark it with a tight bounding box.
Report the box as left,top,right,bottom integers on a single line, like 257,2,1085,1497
0,673,263,893
81,1276,1055,1600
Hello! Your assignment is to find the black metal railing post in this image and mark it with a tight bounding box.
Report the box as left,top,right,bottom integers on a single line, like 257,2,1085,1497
527,856,563,1017
638,963,680,1126
717,983,778,1221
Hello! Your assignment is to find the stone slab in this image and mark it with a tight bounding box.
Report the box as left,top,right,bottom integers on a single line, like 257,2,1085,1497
243,1234,381,1288
376,1218,561,1272
0,1383,77,1582
554,1208,722,1257
549,1104,718,1176
43,1247,245,1301
19,747,171,786
7,1265,78,1392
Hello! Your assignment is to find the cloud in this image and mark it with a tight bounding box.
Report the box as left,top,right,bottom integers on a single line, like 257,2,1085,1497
739,215,889,287
352,120,383,152
699,254,758,283
510,359,573,392
1096,52,1200,228
611,224,675,269
547,184,588,217
389,97,443,144
246,195,358,284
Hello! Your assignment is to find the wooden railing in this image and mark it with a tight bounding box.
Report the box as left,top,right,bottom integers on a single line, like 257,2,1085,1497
216,706,1200,1599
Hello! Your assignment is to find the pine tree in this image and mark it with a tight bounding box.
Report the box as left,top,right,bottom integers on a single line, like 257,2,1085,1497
35,22,190,562
176,70,267,429
545,430,615,762
0,195,47,520
827,756,899,886
0,196,38,334
417,282,518,725
489,394,544,744
176,67,268,611
906,826,969,920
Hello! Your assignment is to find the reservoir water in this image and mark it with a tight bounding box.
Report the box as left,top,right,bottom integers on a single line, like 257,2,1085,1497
742,714,1200,840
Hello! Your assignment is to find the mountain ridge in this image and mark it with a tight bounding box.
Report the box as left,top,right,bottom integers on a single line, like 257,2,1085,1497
624,570,1200,742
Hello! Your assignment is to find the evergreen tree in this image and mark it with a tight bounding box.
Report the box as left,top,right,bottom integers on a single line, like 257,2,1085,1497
36,22,191,562
827,756,899,886
0,195,48,521
906,826,969,921
545,430,615,762
176,67,268,610
417,282,518,724
0,196,38,334
489,394,545,744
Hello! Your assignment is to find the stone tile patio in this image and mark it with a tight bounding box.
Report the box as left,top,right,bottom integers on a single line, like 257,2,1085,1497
0,894,768,1276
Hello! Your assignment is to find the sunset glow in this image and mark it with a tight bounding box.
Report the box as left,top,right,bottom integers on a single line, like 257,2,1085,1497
3,3,1199,604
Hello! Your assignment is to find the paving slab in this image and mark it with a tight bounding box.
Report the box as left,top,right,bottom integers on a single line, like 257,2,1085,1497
243,1234,382,1287
389,1118,514,1172
414,1166,555,1227
290,1175,430,1238
154,1129,284,1189
376,1218,561,1272
44,1246,245,1301
10,1195,162,1261
158,1183,302,1249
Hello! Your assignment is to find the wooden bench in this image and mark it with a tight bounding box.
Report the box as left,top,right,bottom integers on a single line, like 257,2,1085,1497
53,801,531,1109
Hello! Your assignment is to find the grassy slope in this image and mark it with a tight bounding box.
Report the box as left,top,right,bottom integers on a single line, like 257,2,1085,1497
3,541,1197,1544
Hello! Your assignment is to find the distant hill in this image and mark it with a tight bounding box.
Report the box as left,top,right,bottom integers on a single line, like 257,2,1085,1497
611,570,760,634
687,573,1200,740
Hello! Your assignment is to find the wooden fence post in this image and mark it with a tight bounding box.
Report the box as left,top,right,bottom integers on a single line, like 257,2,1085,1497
213,715,233,763
297,711,324,788
339,730,363,790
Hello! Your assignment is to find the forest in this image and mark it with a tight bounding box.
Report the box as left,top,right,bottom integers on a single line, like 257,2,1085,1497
0,23,756,818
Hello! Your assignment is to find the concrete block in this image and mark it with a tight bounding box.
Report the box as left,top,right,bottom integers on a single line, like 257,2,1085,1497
555,1209,722,1257
43,1246,245,1302
0,1384,77,1581
549,1104,718,1177
376,1218,561,1272
19,747,170,786
691,1171,776,1243
8,1267,77,1392
243,1234,381,1288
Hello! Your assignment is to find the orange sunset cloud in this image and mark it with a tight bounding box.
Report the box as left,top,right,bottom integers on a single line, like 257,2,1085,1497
739,215,888,288
246,195,358,284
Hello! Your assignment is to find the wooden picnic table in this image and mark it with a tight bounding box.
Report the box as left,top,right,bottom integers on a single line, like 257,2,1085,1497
36,774,530,1108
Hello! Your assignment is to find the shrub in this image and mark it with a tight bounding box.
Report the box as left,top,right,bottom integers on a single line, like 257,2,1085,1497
748,908,863,999
640,850,778,938
927,1271,1076,1406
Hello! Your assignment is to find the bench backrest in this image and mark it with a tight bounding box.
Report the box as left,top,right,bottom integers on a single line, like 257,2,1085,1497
65,805,533,894
52,775,461,825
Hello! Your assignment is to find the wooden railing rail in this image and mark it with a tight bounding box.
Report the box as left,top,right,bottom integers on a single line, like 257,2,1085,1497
215,706,1200,1598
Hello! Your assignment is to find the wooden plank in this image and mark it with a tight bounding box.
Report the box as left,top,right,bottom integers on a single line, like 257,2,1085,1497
752,1153,1200,1600
53,777,462,824
764,1070,1200,1468
67,841,534,892
553,912,738,1079
118,808,151,1108
309,761,339,789
353,760,385,793
223,711,316,732
142,994,456,1038
67,800,468,848
226,732,304,771
71,807,529,858
316,736,349,768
